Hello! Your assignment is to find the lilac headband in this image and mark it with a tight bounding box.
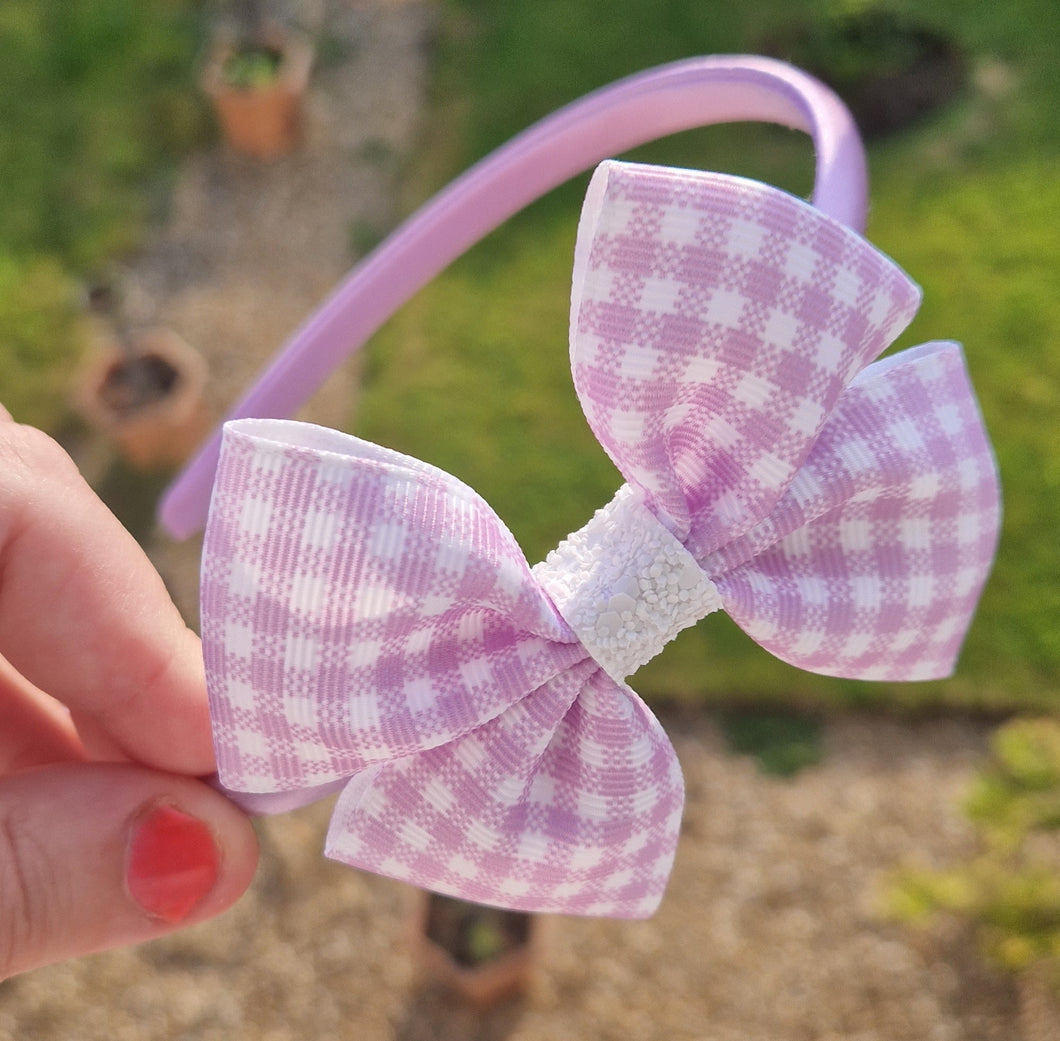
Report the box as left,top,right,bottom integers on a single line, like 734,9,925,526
160,56,868,534
161,57,1000,917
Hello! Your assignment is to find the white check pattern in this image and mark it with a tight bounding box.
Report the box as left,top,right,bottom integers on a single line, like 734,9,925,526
200,161,1000,917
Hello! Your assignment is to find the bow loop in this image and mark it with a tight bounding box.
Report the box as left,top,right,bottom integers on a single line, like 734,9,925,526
706,341,1000,679
202,419,585,794
569,161,923,556
325,663,684,918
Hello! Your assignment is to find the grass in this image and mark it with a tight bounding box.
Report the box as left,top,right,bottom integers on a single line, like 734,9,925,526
0,0,207,428
355,0,1060,713
0,1,208,270
4,0,1052,714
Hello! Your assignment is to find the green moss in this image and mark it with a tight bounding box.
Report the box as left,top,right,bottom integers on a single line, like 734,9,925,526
222,46,283,91
720,709,824,777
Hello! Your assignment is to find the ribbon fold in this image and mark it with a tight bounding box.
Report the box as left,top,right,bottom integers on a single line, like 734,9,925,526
201,161,999,917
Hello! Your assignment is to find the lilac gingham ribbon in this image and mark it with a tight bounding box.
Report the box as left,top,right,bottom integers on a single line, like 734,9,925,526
201,161,1000,917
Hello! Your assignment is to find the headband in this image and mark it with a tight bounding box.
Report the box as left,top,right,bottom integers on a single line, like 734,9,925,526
159,55,868,535
161,57,1000,918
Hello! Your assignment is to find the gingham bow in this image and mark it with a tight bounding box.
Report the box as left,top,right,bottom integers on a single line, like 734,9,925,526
201,161,1000,917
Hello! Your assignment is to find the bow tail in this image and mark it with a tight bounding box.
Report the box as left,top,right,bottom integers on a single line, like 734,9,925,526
712,342,1001,680
325,662,684,917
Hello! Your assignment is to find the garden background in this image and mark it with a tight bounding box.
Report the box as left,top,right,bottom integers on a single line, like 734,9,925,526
354,0,1060,717
1,0,1060,1037
2,0,1057,715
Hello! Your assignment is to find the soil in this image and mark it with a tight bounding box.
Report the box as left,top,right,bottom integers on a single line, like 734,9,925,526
425,896,533,969
7,2,1031,1038
98,354,182,416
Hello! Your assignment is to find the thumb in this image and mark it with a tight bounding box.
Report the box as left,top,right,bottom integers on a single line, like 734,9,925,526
0,763,258,979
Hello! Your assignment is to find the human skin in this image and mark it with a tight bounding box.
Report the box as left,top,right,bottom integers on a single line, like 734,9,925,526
0,405,258,978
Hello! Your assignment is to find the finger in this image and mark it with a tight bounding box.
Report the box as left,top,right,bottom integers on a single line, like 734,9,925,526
0,422,214,774
0,656,85,774
67,708,136,763
0,762,258,979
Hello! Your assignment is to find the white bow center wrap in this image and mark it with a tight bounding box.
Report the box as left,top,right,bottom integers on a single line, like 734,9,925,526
200,161,1000,918
533,485,724,682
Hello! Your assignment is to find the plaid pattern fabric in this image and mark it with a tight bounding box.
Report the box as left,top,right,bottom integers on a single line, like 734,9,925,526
572,162,923,554
707,341,1000,679
200,161,1000,917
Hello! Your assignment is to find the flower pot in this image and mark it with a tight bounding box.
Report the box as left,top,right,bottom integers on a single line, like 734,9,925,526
203,25,313,159
76,327,209,471
410,891,536,1008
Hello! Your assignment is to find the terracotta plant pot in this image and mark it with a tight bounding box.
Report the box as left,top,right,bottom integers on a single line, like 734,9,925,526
410,891,536,1008
76,327,209,471
203,24,313,159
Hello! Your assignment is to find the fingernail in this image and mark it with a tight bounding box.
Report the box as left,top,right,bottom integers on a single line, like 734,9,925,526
126,805,220,924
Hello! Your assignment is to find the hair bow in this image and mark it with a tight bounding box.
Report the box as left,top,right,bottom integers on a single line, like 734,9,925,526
200,160,1000,917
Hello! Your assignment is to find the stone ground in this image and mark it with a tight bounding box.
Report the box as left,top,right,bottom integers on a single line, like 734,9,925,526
0,714,1020,1041
0,1,1033,1037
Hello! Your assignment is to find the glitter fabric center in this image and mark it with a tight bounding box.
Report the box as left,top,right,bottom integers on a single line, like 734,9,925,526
533,485,723,681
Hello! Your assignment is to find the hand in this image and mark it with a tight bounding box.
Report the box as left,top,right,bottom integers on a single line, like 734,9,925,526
0,407,258,978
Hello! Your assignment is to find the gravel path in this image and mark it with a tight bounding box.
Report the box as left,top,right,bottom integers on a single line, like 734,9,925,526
1,712,1019,1040
8,2,1028,1037
139,0,437,624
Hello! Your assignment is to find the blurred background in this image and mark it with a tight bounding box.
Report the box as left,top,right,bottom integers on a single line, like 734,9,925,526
1,0,1059,1038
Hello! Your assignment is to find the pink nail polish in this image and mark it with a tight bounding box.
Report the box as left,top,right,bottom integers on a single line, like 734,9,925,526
126,806,219,924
